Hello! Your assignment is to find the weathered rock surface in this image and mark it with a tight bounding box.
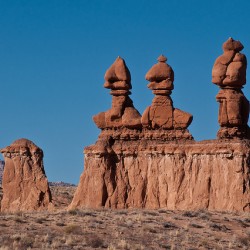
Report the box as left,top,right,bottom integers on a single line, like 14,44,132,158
142,55,193,140
212,38,249,139
0,139,53,212
0,160,4,185
70,52,250,212
93,56,141,130
70,139,250,211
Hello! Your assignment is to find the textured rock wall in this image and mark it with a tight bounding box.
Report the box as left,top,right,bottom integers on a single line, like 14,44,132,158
0,160,4,185
69,139,250,212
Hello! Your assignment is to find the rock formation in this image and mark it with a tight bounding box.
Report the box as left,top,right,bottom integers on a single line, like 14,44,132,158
70,140,250,211
142,55,193,140
0,160,4,185
0,139,53,212
212,38,249,139
70,53,250,212
93,56,142,134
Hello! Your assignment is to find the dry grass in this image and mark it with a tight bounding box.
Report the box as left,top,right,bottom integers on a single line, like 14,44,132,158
0,186,249,249
50,185,76,209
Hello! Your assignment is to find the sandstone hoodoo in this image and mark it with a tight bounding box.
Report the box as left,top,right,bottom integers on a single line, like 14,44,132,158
142,55,193,140
93,56,142,134
70,51,250,212
212,37,249,139
0,139,53,212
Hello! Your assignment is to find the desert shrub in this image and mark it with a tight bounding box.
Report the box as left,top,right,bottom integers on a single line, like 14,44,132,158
64,224,82,234
237,236,250,247
21,236,34,248
209,223,228,232
68,209,78,215
190,223,204,228
118,239,131,250
13,216,25,223
243,217,250,223
56,222,65,227
163,222,178,229
143,210,159,216
182,211,198,218
68,209,96,217
35,218,45,224
86,235,105,248
158,209,169,214
115,210,127,215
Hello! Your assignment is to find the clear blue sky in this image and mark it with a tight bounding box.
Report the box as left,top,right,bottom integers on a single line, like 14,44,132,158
0,0,250,184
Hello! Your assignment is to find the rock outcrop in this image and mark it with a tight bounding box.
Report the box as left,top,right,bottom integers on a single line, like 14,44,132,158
0,160,4,185
93,56,142,132
70,140,250,211
70,51,250,212
0,139,53,212
212,38,249,139
142,55,193,140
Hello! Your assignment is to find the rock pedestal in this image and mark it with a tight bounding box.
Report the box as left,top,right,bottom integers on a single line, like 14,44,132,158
142,55,193,140
93,56,142,133
212,38,249,139
0,139,53,212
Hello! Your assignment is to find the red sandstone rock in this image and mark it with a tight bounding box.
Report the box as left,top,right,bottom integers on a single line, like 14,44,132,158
93,57,141,130
212,37,246,87
223,37,244,52
70,53,250,212
142,55,193,138
105,56,131,84
0,139,53,212
212,38,249,139
146,55,174,82
69,139,250,212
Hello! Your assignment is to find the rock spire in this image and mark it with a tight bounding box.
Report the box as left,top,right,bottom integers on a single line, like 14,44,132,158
0,139,53,212
212,38,249,139
141,55,193,140
93,57,141,131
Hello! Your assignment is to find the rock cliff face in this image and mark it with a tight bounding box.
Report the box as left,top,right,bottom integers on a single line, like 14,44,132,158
0,139,53,212
70,139,250,211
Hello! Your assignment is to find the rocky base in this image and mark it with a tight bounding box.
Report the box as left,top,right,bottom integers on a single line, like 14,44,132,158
217,126,250,139
98,128,193,141
69,138,250,212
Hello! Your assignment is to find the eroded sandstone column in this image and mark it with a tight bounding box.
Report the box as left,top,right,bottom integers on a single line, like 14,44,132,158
69,57,142,209
0,139,53,212
212,38,250,139
93,56,142,133
142,55,193,140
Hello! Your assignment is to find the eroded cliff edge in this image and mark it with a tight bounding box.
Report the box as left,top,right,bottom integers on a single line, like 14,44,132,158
70,137,250,211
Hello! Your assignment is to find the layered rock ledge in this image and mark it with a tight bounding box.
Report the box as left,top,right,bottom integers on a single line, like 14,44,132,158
70,138,250,212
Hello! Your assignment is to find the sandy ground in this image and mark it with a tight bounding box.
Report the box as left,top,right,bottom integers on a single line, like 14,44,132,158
0,186,249,249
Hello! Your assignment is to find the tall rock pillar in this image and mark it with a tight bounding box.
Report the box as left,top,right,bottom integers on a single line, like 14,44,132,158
142,55,193,140
0,139,53,212
212,38,249,139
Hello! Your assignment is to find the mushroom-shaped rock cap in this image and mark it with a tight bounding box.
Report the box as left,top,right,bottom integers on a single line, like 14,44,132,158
1,138,43,156
223,37,244,52
146,55,174,82
104,56,131,83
